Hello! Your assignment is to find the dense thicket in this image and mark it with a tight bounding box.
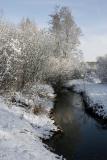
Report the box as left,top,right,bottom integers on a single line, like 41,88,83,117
0,6,83,91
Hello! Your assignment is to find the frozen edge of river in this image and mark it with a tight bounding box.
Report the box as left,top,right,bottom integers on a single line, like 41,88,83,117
65,79,107,120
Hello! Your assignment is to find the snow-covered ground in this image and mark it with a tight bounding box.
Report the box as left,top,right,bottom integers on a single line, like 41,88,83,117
0,84,63,160
66,79,107,119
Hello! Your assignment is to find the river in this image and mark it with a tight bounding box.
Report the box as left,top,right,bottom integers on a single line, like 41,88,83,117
46,91,107,160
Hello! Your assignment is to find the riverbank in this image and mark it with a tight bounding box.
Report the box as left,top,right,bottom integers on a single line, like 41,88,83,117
0,83,62,160
65,80,107,120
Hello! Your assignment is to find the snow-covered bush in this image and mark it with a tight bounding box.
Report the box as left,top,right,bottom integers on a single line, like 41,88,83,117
11,83,56,113
45,56,82,87
0,19,51,90
0,7,83,92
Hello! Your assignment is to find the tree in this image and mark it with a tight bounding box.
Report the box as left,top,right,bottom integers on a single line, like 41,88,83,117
49,6,81,57
97,55,107,82
46,6,82,88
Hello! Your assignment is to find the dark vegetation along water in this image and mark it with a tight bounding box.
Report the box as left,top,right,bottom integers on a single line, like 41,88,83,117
46,91,107,160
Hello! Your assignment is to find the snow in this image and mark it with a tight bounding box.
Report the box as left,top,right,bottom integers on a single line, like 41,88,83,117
0,95,62,160
12,83,56,113
66,79,107,119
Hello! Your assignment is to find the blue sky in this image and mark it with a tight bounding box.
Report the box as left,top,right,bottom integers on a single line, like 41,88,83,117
0,0,107,61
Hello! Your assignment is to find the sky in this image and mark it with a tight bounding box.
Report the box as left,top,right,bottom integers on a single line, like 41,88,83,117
0,0,107,61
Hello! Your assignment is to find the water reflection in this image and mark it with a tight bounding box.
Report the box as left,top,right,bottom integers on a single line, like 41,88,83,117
47,91,107,160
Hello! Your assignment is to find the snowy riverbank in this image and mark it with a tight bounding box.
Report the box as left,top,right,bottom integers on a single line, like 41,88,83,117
66,80,107,120
0,84,63,160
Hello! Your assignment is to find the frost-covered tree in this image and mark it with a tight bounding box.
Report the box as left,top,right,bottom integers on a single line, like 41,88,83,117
97,55,107,82
49,6,81,57
0,18,52,90
0,20,19,89
16,22,52,89
46,6,82,88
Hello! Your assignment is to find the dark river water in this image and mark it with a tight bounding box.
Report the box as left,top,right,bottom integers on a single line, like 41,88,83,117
47,91,107,160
